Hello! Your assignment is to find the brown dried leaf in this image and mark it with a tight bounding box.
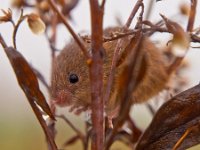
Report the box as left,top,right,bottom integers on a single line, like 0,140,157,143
136,84,200,150
4,47,54,120
161,14,190,57
27,13,46,34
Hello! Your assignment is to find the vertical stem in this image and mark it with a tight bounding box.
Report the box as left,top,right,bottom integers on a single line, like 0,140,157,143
187,0,197,32
89,1,104,150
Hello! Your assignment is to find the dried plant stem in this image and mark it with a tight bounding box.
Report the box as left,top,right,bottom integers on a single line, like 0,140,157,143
50,14,58,61
12,9,26,49
125,0,143,28
105,30,143,149
101,0,106,9
104,0,143,108
48,0,90,60
103,30,138,42
89,0,104,150
0,34,8,48
187,0,197,32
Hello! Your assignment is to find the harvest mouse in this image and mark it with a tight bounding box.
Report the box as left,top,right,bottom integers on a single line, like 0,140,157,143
51,27,170,117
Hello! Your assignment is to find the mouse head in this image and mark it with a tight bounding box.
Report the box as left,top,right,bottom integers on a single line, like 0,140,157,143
51,40,91,113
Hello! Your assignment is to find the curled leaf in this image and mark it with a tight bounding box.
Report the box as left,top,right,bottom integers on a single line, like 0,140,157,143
27,13,46,34
136,84,200,150
4,46,54,120
161,14,190,57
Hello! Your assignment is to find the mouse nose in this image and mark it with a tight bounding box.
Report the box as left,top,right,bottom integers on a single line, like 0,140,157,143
54,89,73,107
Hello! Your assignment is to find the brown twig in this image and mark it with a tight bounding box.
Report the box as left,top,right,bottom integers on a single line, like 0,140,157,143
101,0,106,9
48,0,90,60
103,30,138,42
12,9,27,49
104,0,143,112
187,0,197,32
105,5,144,148
89,1,104,150
81,29,138,43
105,28,143,149
48,11,59,150
0,34,8,48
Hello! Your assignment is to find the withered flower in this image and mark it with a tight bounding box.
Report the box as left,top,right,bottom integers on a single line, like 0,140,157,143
27,13,46,34
0,9,13,23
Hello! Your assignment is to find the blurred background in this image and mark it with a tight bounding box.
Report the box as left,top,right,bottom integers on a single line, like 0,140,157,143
0,0,200,150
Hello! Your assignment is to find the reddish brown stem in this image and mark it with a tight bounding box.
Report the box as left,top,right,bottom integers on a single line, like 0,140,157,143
187,0,197,32
104,0,143,107
125,0,143,28
89,1,104,150
105,31,143,150
48,0,90,60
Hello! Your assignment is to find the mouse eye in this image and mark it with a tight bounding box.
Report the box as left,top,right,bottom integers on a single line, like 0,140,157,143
69,74,79,84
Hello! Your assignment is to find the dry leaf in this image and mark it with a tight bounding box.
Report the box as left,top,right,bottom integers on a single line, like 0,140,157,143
4,46,54,120
136,84,200,150
161,14,190,57
27,13,46,34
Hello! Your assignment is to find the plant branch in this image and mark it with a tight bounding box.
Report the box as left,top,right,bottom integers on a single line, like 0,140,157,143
89,0,104,150
48,0,90,60
12,9,26,49
104,0,143,108
187,0,197,32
